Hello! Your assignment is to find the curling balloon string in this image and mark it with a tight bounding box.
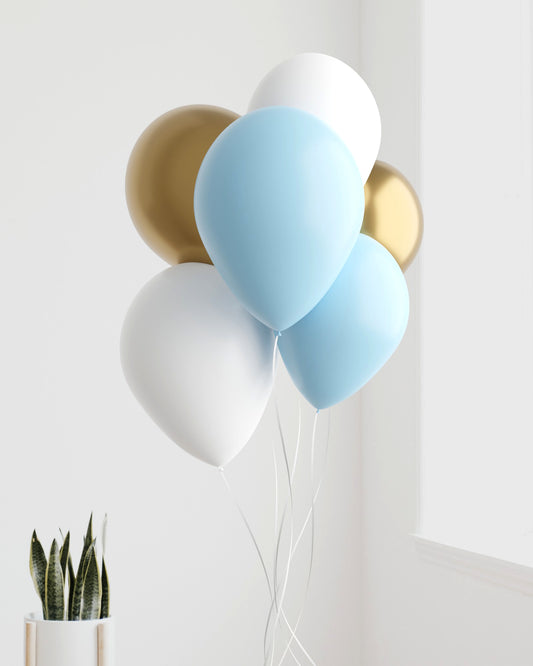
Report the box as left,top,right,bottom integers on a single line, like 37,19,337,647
269,399,300,640
265,409,331,665
291,401,303,483
265,409,330,665
270,336,301,662
266,402,310,664
273,438,280,539
264,406,299,663
220,466,301,665
272,333,280,371
277,411,320,666
273,401,300,547
278,410,330,666
272,334,281,539
289,410,331,556
268,401,296,666
267,410,320,666
219,398,302,665
220,466,304,665
220,394,330,664
266,510,308,664
264,506,288,659
219,468,273,600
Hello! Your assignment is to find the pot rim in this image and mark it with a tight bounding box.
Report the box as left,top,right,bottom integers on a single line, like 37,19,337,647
25,612,113,624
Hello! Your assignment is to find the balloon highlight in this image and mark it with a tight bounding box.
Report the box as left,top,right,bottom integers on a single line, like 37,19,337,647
120,263,275,467
126,105,238,265
279,235,409,409
194,106,365,332
249,52,381,183
363,161,423,271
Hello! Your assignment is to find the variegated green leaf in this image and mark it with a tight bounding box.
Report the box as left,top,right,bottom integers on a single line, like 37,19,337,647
83,539,96,579
81,547,101,620
29,531,47,618
67,554,76,621
31,514,110,623
71,541,95,620
100,556,109,619
45,539,64,620
70,519,95,618
59,531,70,580
85,513,93,546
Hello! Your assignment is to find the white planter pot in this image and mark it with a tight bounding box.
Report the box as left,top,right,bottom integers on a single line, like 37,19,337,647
24,613,114,666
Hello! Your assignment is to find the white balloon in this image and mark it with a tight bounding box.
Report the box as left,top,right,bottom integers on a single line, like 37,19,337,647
120,263,275,467
249,53,381,184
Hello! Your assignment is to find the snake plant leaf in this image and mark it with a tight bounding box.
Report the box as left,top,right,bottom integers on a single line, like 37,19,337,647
59,531,70,580
83,539,96,579
30,531,47,618
71,541,95,621
31,514,110,623
45,539,65,621
100,556,109,618
69,523,95,619
67,554,76,621
81,547,101,620
85,513,93,546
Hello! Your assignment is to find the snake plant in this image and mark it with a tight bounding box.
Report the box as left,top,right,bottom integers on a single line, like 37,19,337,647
30,514,110,621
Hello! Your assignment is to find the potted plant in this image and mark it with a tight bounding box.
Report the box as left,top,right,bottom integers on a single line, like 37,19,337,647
25,514,114,666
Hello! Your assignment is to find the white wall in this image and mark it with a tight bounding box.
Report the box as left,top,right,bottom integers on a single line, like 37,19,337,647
0,1,363,664
359,1,533,664
419,0,533,564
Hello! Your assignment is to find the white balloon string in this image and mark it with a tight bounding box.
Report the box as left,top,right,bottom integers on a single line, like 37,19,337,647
291,401,302,484
267,398,300,658
264,507,288,662
278,410,326,666
220,473,300,666
268,409,331,666
292,410,331,555
264,507,299,662
265,521,309,664
219,389,329,664
220,467,303,664
218,392,301,664
272,435,280,539
276,412,320,666
272,333,280,371
272,334,281,538
268,401,297,666
219,468,273,600
263,402,301,664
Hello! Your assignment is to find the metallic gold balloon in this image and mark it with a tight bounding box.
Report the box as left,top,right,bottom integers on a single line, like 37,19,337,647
126,105,239,265
362,161,423,271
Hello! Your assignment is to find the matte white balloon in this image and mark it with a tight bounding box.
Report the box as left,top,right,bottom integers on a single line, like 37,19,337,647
121,263,275,467
249,53,381,183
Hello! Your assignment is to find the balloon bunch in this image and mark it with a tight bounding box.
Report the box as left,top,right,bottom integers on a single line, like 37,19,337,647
121,53,423,468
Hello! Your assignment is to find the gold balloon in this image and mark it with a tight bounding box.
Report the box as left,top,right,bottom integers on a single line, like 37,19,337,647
362,161,423,271
126,105,239,265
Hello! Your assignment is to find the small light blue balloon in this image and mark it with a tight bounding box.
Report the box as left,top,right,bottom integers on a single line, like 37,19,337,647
194,107,364,331
279,235,409,409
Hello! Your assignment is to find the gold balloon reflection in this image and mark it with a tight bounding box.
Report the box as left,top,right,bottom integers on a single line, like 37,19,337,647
363,161,423,271
126,105,239,265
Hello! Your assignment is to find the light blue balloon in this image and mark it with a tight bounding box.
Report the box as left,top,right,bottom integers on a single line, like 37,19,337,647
194,107,364,331
279,235,409,409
